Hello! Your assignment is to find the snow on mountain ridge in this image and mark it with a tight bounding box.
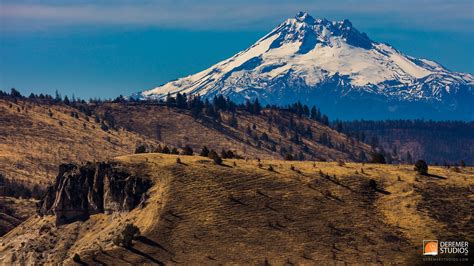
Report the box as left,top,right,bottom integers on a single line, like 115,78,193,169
137,12,473,120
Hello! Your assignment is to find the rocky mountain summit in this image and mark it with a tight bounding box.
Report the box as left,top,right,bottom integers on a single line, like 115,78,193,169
137,12,473,120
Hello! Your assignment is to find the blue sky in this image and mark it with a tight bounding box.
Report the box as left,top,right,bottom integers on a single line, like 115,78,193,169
1,0,473,99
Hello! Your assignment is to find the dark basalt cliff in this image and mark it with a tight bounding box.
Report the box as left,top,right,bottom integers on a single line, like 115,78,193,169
37,162,151,226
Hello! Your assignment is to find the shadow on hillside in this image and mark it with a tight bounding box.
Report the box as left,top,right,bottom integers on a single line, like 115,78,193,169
136,236,173,255
374,188,391,195
126,246,165,266
91,256,106,266
426,173,447,180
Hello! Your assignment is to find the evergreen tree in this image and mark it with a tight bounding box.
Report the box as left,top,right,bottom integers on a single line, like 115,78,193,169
10,88,22,98
228,113,238,128
181,145,193,155
165,92,176,106
414,160,428,175
200,146,210,157
162,145,170,154
406,151,413,164
253,98,261,114
370,152,386,164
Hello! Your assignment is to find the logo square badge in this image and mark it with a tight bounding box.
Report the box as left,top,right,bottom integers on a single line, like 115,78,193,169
423,240,438,256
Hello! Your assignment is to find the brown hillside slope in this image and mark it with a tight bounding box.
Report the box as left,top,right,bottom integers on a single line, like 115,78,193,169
1,154,472,264
0,99,157,186
0,197,36,236
94,103,371,161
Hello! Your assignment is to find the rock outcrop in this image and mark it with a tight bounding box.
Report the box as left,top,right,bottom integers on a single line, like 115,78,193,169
38,162,151,226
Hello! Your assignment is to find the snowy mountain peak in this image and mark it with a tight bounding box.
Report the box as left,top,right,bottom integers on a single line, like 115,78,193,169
135,12,474,120
295,11,316,24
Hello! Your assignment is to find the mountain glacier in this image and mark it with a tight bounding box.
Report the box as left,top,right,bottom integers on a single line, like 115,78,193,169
135,12,473,120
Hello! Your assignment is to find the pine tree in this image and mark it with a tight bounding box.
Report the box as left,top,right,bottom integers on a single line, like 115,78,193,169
370,152,386,164
181,145,193,155
406,151,413,164
253,98,261,114
200,146,210,157
162,145,170,154
414,160,428,175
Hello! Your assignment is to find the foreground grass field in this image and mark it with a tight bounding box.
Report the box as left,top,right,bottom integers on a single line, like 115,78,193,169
1,154,472,264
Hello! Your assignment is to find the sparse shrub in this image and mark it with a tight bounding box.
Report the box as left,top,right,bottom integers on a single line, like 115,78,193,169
221,149,229,159
154,144,163,153
233,161,237,167
285,153,294,161
460,160,466,168
200,146,210,157
171,147,179,154
213,156,222,165
258,163,263,168
161,145,170,154
338,160,345,167
135,144,147,154
208,150,222,165
226,150,235,159
72,254,81,263
113,223,140,248
290,165,295,171
268,165,274,172
370,152,386,164
181,145,193,156
414,160,428,175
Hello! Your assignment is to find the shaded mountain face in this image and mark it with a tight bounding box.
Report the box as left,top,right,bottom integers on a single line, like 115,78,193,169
136,12,474,120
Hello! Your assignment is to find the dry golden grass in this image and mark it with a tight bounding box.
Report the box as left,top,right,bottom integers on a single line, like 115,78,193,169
96,103,371,161
0,99,158,186
1,154,472,265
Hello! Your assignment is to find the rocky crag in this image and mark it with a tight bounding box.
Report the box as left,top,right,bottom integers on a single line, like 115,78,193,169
38,162,152,226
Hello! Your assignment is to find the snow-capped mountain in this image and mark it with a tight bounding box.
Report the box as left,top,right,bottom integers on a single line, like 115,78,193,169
136,12,474,120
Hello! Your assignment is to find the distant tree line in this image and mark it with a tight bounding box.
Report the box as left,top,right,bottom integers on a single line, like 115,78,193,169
5,88,469,164
336,119,473,165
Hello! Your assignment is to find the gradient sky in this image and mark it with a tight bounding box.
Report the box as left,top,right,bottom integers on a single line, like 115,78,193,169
1,0,473,99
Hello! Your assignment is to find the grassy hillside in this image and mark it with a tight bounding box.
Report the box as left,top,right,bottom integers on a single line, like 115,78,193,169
1,154,472,264
94,102,371,161
0,99,158,186
0,197,36,236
